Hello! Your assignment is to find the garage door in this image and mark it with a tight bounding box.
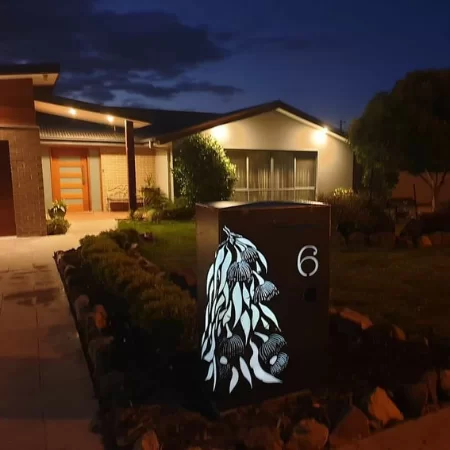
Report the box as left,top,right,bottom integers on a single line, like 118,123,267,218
0,141,16,236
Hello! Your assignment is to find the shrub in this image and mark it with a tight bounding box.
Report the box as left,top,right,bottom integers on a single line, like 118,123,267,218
48,199,67,219
161,197,195,221
319,188,394,241
80,232,197,350
47,217,70,235
173,133,236,206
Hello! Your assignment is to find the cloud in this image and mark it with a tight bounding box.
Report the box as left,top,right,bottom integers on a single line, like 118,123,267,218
0,0,240,104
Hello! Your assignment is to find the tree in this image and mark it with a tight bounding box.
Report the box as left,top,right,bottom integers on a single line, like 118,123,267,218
173,133,236,206
349,70,450,210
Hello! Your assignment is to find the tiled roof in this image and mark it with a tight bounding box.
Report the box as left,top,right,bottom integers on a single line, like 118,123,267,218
37,113,126,143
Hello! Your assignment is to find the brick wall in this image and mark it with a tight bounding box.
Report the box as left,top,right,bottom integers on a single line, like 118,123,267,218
100,146,155,210
0,127,47,236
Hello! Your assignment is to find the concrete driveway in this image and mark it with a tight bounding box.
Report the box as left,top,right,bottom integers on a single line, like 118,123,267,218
0,214,119,450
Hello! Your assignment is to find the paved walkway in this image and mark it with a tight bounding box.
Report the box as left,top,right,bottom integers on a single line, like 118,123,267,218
0,215,119,450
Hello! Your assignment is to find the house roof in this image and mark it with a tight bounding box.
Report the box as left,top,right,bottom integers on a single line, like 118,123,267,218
36,96,346,145
37,113,127,144
153,100,347,144
34,93,151,129
0,63,60,86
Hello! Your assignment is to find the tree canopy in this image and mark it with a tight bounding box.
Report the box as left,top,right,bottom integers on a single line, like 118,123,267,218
172,133,236,206
349,69,450,209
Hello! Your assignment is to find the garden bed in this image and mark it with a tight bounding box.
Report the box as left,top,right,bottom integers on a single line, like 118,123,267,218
54,227,450,449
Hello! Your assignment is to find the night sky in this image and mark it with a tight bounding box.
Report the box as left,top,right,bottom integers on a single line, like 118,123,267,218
1,0,449,128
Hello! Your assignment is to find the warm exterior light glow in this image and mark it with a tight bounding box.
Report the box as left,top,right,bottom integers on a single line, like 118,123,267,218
312,127,328,145
69,108,77,116
107,115,114,123
210,125,228,142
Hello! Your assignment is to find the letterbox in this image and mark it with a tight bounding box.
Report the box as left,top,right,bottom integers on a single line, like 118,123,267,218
196,201,331,410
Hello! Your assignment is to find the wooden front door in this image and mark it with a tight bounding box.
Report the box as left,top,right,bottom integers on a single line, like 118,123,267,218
51,148,90,212
0,141,16,236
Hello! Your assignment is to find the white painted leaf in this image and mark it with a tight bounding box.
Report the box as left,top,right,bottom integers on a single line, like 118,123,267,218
229,367,239,393
226,323,232,338
241,310,251,344
270,355,277,365
220,356,228,364
236,237,256,248
213,293,226,317
223,303,233,325
242,284,251,308
249,278,255,297
255,261,262,274
206,264,214,293
239,357,253,387
251,304,260,330
205,362,213,381
254,332,269,342
257,250,268,271
204,335,216,362
201,337,209,358
260,304,280,330
261,317,270,330
232,283,243,328
254,271,265,285
217,250,232,298
212,358,217,391
249,340,282,384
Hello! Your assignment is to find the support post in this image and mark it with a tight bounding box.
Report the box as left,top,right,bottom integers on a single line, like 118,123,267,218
125,120,137,211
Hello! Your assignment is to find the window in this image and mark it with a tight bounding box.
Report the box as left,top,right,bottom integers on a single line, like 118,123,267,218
227,150,317,202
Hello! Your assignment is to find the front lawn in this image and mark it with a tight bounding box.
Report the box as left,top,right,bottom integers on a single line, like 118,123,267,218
118,220,450,337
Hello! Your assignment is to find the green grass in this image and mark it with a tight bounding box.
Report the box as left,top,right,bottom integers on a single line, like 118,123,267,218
118,220,196,272
118,220,450,337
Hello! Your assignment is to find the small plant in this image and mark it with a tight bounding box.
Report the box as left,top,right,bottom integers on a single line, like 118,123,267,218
161,197,195,220
48,199,67,219
47,217,71,235
142,175,168,211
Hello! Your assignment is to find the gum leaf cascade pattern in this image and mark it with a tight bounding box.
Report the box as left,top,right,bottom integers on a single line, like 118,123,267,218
200,226,288,393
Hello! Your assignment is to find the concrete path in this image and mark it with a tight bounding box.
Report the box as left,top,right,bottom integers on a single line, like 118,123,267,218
0,215,119,450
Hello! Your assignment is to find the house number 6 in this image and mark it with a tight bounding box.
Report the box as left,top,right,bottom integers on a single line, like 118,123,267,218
297,246,319,277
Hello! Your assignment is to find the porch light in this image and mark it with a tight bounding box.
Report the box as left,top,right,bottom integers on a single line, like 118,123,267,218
69,108,77,116
107,115,114,123
312,127,328,145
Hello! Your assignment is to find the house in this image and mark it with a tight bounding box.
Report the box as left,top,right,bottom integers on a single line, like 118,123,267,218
0,63,353,237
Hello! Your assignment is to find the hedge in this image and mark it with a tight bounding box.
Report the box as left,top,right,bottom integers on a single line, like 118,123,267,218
80,230,197,350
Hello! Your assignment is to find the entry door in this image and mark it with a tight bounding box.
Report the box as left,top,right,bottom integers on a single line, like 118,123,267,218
51,149,90,212
0,141,16,236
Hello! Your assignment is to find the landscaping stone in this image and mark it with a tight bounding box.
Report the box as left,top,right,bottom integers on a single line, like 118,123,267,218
362,387,404,427
439,370,450,397
339,308,373,331
74,294,90,321
285,418,329,450
133,430,160,450
329,406,370,448
94,304,108,330
364,324,406,346
84,313,102,343
241,426,283,450
418,235,432,248
88,335,114,376
395,370,439,417
429,232,443,246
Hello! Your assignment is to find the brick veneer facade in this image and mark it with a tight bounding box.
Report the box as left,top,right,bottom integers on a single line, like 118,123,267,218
0,79,47,236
